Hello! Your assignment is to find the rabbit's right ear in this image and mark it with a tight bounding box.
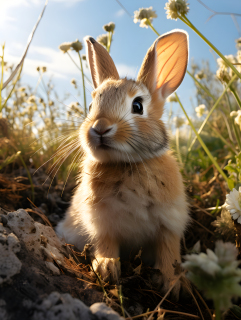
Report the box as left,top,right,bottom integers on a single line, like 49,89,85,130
85,37,119,88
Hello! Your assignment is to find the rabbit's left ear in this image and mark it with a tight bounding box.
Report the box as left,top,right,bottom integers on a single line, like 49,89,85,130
137,30,188,99
85,36,119,88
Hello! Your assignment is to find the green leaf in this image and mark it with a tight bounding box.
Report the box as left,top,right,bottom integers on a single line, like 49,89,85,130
224,164,239,174
228,179,235,190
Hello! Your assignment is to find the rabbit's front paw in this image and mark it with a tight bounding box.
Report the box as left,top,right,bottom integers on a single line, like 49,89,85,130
92,257,121,283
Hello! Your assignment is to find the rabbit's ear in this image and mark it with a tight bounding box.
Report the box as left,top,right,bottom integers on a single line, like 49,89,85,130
137,30,188,99
85,36,119,88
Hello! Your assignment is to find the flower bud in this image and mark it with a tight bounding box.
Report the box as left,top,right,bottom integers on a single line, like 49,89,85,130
97,34,108,49
59,42,72,53
71,39,83,52
103,22,115,33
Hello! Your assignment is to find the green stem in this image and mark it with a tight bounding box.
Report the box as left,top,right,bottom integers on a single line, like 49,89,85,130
118,285,125,318
33,72,43,94
66,51,92,85
226,92,241,150
188,75,237,152
230,86,241,110
187,70,215,100
176,128,183,164
175,93,231,188
107,32,113,53
67,51,81,71
179,14,241,80
146,19,160,36
214,301,222,320
40,73,54,124
207,122,237,155
78,52,87,117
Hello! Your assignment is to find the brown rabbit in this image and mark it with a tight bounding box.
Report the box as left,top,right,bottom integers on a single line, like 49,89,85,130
57,29,189,295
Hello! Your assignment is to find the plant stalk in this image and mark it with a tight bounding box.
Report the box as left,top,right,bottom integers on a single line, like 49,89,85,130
188,75,237,152
187,70,215,100
230,86,241,110
175,93,230,188
78,52,87,117
179,15,241,80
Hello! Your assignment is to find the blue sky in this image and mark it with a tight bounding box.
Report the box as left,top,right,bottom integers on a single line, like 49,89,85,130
1,0,241,119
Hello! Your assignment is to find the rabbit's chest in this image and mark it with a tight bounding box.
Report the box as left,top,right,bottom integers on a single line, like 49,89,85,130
88,173,174,240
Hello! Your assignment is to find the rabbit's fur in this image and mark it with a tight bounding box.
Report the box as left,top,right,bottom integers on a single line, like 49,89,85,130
57,30,190,294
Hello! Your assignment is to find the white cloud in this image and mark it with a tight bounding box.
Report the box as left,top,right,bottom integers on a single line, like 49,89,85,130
116,9,125,17
5,43,137,84
116,64,138,79
5,44,83,79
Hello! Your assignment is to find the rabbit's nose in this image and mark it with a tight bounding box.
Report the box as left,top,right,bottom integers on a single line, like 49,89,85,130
92,118,112,135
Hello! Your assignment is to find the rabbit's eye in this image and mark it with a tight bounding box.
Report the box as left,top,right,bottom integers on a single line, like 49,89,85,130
132,97,143,115
89,102,92,112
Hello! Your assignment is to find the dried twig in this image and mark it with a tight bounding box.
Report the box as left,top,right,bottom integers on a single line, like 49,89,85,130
194,288,214,320
192,218,215,236
147,273,184,320
126,309,200,319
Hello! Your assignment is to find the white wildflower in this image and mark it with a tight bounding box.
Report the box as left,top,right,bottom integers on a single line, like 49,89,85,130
44,118,51,126
237,50,241,63
230,111,238,117
27,95,36,104
217,55,237,71
71,39,83,52
133,7,157,28
59,42,72,53
71,78,77,89
165,0,189,21
236,37,241,49
97,34,108,49
183,249,220,276
182,241,241,311
190,240,201,254
103,22,115,33
18,87,26,92
225,187,241,223
166,94,178,103
216,67,231,84
230,110,241,130
195,71,205,80
212,207,235,238
195,104,206,118
173,116,185,128
69,102,83,115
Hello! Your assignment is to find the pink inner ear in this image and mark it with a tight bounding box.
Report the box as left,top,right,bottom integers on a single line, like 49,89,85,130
155,32,188,98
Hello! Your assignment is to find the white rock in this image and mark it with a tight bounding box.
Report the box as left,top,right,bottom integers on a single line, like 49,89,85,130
45,261,60,275
32,292,93,320
90,302,124,320
0,227,22,284
7,209,65,265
